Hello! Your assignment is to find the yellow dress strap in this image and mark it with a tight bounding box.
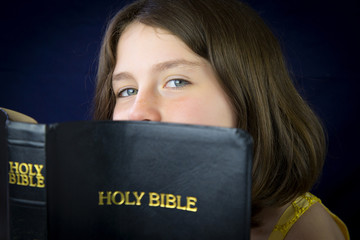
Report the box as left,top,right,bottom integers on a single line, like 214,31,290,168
268,192,350,240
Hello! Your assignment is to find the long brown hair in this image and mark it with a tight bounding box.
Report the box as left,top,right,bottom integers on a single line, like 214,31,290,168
93,0,326,225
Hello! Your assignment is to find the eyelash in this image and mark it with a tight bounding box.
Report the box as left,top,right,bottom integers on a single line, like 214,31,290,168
117,88,138,98
116,79,191,98
164,79,191,88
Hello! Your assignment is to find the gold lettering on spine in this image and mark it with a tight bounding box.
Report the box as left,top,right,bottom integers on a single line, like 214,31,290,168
36,175,45,188
29,175,37,187
28,164,36,176
8,161,19,174
28,164,37,187
8,161,45,188
21,175,29,186
16,173,21,184
19,163,29,174
34,164,44,175
8,173,16,184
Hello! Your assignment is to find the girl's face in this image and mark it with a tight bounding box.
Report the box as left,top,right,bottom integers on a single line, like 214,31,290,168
112,22,236,128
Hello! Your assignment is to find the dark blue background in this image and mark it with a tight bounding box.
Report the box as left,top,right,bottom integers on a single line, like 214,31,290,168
1,0,359,237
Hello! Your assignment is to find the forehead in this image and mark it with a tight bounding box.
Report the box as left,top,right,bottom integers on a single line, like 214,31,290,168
115,22,203,69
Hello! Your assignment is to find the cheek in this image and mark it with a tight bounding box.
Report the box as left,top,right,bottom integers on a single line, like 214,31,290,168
112,103,127,120
164,95,236,128
163,97,217,125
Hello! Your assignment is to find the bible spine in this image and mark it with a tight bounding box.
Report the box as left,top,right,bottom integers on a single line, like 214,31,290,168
6,121,47,240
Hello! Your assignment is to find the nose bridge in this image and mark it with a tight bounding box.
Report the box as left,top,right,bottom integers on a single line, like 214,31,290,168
128,88,161,121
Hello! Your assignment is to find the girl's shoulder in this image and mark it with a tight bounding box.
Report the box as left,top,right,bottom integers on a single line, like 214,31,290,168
269,192,349,240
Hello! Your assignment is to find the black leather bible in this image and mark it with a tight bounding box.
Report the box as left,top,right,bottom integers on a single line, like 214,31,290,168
1,108,253,240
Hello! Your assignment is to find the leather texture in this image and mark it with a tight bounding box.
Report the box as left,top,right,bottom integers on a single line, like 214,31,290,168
6,120,253,240
0,109,10,240
6,120,47,240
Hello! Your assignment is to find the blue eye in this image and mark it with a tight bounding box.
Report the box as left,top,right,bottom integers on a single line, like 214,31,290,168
165,79,191,88
118,88,138,97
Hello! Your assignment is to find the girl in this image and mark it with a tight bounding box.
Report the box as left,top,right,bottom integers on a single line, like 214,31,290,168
93,0,349,239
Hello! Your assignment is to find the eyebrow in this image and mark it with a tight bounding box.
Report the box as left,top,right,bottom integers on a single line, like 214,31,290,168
112,59,202,81
153,59,202,72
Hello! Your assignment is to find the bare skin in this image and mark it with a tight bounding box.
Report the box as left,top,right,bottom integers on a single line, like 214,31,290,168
251,202,345,240
251,203,291,240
